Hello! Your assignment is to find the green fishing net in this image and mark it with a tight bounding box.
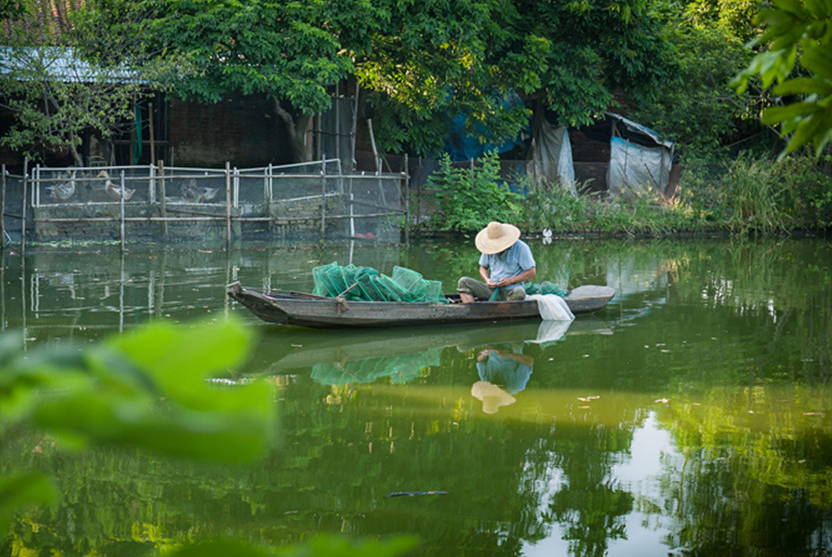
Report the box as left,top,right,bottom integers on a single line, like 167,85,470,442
525,281,567,297
310,349,441,385
312,262,449,304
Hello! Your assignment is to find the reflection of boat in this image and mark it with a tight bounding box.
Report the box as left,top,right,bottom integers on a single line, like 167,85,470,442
227,283,615,328
261,318,612,381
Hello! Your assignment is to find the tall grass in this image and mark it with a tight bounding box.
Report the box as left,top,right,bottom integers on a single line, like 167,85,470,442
518,153,832,236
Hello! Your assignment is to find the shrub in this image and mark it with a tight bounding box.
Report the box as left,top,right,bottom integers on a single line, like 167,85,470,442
422,151,523,232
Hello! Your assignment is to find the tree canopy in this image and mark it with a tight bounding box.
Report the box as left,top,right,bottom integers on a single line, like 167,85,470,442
63,0,676,160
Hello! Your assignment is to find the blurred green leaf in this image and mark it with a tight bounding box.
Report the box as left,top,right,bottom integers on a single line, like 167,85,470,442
1,318,275,462
0,472,58,537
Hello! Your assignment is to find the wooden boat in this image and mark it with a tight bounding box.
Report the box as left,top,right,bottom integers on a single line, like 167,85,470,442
227,282,615,329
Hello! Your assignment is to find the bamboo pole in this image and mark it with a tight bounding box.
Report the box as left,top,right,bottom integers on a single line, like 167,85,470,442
404,153,409,246
21,158,28,254
1,164,5,250
119,170,126,252
148,102,156,166
320,156,326,241
349,176,354,238
159,160,168,238
225,161,231,250
34,164,40,207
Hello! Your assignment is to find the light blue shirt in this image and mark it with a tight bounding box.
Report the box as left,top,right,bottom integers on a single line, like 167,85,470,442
478,240,536,291
477,353,533,394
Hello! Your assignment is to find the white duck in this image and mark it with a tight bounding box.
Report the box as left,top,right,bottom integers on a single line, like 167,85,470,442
98,170,135,201
47,171,76,202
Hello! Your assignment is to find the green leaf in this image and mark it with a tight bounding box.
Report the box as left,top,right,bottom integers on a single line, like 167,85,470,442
800,45,832,79
0,472,58,537
761,102,816,125
773,77,832,96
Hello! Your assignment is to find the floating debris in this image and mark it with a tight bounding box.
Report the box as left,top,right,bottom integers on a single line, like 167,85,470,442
387,491,448,498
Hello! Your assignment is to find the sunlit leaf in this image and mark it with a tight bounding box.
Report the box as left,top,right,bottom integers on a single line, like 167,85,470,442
773,77,832,96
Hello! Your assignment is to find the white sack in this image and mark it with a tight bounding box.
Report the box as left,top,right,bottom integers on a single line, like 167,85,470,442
527,294,575,322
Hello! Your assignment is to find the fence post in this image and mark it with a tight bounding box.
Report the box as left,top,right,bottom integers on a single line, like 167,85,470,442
34,164,40,207
233,167,239,208
120,170,126,252
348,176,354,238
21,158,28,254
149,163,156,204
225,161,232,250
320,156,326,242
159,160,168,239
1,164,5,250
404,153,409,246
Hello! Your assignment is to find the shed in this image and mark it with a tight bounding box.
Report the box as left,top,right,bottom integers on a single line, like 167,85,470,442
569,112,678,197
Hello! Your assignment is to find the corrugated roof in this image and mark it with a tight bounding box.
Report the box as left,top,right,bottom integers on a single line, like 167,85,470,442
0,46,137,83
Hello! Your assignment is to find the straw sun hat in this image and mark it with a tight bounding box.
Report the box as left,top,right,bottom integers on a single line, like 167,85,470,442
471,381,517,414
475,222,521,254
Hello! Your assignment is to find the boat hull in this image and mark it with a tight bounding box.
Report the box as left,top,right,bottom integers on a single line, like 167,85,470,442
227,283,615,329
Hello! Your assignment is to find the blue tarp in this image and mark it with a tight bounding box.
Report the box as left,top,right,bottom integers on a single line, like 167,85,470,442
444,93,529,162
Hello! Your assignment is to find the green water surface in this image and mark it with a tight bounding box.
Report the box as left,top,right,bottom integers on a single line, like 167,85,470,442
1,237,831,557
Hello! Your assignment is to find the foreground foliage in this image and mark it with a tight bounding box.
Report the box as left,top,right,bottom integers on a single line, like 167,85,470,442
733,0,832,157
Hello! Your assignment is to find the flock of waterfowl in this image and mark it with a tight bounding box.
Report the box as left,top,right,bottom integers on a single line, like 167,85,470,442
45,171,218,204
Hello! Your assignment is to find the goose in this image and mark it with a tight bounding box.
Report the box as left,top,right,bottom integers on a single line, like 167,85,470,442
47,171,76,202
98,170,135,201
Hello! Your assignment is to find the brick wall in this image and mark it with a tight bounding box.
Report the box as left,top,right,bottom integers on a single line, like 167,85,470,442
169,94,291,168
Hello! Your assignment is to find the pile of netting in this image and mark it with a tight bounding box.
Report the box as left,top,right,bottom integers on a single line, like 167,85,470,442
525,281,567,297
312,262,449,304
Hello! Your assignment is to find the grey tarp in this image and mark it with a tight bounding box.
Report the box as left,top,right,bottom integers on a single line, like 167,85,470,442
606,137,673,196
528,120,577,195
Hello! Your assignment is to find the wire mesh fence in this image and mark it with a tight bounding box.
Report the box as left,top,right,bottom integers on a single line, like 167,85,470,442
4,158,406,248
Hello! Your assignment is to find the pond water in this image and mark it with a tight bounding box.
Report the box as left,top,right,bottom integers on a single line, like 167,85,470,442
2,237,831,556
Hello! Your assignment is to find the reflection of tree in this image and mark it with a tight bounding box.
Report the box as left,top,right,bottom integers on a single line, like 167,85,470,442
657,389,832,555
546,425,634,557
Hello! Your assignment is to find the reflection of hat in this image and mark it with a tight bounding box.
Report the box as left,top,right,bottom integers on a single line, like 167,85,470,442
475,222,521,254
471,381,516,414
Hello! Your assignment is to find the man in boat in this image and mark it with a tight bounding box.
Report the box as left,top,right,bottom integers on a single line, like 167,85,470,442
457,221,537,303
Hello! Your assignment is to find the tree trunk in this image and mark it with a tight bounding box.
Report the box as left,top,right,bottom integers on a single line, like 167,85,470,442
272,99,312,163
70,146,83,166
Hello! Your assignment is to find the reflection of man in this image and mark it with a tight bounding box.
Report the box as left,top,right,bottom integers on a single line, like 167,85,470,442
457,222,536,303
471,347,534,414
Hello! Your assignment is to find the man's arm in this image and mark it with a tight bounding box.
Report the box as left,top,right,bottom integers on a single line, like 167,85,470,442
495,266,536,288
479,265,498,288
